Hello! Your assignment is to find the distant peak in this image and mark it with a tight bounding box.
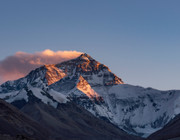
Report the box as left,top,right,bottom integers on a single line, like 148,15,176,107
80,53,90,57
78,53,94,61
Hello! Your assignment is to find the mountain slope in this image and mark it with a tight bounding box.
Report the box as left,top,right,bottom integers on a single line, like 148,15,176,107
0,99,49,140
0,53,180,138
147,114,180,140
20,100,142,140
0,96,141,140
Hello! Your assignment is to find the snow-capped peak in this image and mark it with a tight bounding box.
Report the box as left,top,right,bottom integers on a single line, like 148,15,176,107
77,53,93,61
4,52,178,138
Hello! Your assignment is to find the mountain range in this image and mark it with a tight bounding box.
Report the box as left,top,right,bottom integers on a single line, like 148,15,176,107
0,53,180,140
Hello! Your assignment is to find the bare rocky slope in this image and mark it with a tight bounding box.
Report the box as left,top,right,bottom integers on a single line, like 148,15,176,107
0,99,142,140
0,99,49,140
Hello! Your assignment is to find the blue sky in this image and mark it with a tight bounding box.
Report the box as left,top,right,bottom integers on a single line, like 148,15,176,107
0,0,180,90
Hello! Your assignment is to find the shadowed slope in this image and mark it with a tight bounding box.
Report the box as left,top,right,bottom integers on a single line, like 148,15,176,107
21,101,143,140
147,114,180,140
0,99,49,140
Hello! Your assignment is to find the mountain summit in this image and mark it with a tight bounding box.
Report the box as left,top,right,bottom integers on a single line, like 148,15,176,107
0,53,123,92
0,53,180,138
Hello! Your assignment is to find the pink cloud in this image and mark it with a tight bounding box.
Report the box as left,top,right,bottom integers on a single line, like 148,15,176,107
0,49,82,84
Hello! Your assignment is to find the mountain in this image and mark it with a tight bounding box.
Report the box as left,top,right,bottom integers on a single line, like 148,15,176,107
21,100,142,140
147,114,180,140
0,100,140,140
0,53,180,138
0,94,141,140
0,99,49,140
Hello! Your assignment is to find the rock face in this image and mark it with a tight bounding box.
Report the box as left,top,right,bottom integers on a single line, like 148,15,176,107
0,53,180,138
45,64,67,85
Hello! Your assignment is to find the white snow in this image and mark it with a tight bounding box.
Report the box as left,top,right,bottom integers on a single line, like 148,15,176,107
174,93,180,115
8,89,29,103
94,104,113,118
74,84,180,137
134,125,162,137
0,90,28,103
30,86,58,108
0,91,19,99
49,89,68,103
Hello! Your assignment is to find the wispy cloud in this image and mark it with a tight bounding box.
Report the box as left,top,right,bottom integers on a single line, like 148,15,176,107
0,49,82,84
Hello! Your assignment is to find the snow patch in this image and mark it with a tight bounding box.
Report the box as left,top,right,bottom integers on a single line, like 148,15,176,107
49,89,68,103
30,86,58,108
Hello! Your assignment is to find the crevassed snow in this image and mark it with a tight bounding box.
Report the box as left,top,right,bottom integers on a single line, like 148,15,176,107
79,84,180,137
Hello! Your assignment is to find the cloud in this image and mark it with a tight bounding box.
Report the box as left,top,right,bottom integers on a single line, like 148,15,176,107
0,49,82,84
